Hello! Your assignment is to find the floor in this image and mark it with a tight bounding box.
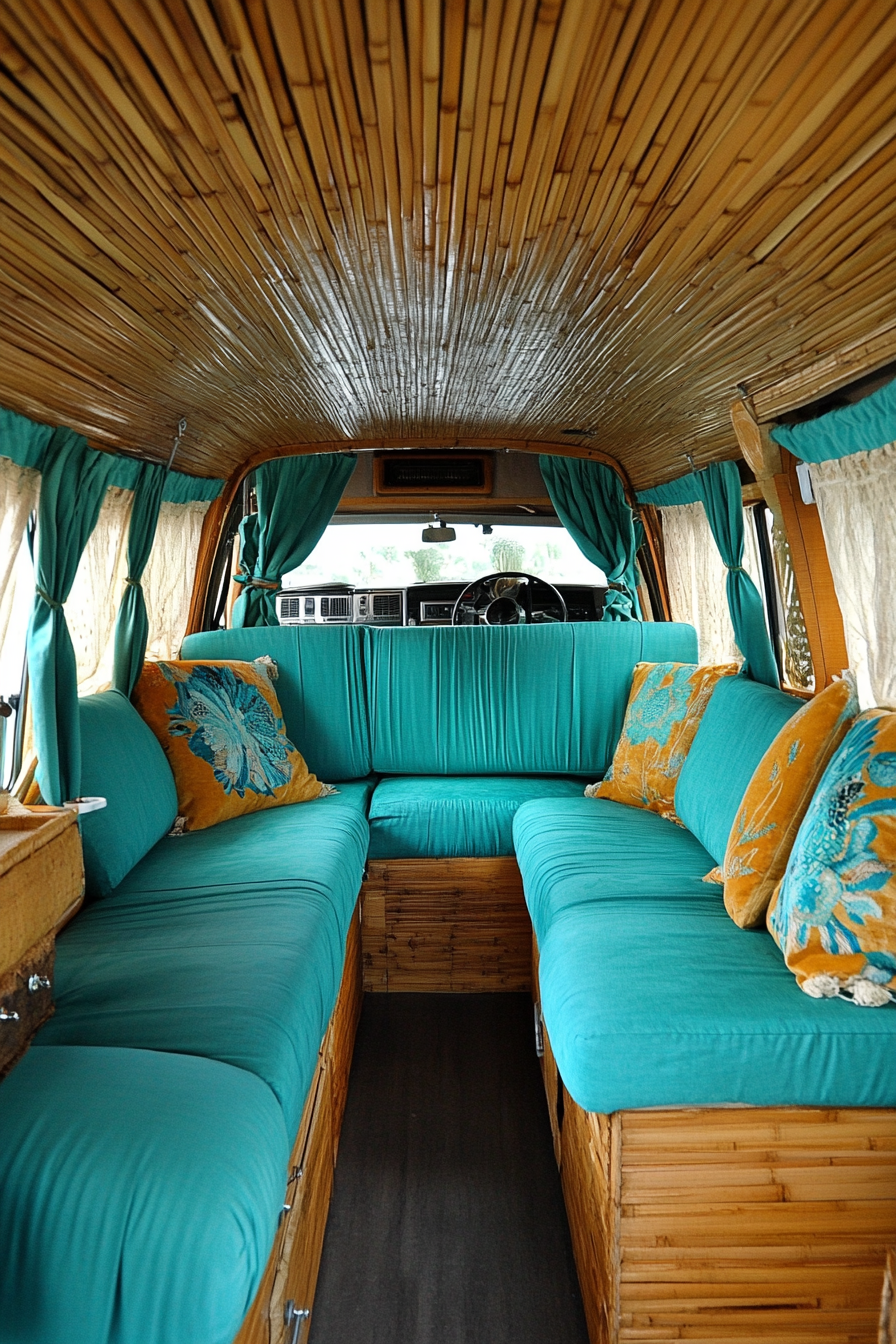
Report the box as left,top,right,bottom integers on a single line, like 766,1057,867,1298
310,993,589,1344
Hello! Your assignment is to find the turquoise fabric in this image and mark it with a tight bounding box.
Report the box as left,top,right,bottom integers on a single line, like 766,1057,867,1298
0,1045,288,1344
79,691,178,899
181,625,372,781
674,676,801,864
232,453,356,627
368,775,586,859
536,896,896,1113
38,786,371,1135
770,377,896,462
29,430,120,805
365,622,697,777
112,462,167,697
514,797,717,944
1,402,224,500
638,461,779,687
539,455,641,619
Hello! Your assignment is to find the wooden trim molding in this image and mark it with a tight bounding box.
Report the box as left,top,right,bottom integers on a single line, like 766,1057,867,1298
773,450,849,688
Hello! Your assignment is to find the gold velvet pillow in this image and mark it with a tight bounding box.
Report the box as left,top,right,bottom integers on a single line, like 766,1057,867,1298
767,709,896,1007
132,660,330,832
721,674,858,928
588,661,738,822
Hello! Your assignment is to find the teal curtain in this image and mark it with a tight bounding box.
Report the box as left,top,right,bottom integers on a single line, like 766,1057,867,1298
638,461,779,686
770,377,896,462
232,453,357,628
111,462,167,697
28,430,119,804
539,455,641,620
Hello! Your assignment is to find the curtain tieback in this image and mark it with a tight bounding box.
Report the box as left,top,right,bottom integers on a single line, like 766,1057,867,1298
124,577,142,588
235,575,280,590
725,564,747,573
35,586,63,610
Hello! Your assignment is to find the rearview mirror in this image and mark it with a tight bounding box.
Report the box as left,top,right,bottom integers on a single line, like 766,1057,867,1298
422,520,456,542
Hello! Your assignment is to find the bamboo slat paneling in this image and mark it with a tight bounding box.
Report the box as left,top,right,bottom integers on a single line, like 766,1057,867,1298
1,0,896,485
361,856,531,992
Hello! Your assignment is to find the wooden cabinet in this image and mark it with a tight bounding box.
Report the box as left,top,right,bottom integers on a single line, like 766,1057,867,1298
0,802,84,1079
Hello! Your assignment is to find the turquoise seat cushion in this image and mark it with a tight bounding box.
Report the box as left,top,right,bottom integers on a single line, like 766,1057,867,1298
538,898,896,1113
78,690,179,899
365,622,697,776
674,675,802,864
0,1045,288,1344
368,775,587,859
181,625,371,781
37,785,371,1134
513,797,717,945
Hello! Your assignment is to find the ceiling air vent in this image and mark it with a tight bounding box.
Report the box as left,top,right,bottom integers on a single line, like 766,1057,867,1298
373,452,493,495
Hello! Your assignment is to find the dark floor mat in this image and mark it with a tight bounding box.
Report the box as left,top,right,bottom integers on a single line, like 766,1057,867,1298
309,993,589,1344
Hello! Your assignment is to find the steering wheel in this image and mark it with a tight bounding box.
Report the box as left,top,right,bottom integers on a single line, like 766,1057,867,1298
451,572,568,625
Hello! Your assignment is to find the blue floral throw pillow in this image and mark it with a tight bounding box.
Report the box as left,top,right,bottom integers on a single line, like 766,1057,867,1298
767,710,896,1007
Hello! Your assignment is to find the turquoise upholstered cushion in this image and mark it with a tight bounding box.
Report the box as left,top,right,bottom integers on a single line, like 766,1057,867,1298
365,622,697,776
0,1046,288,1344
37,785,371,1134
181,625,371,781
368,776,586,859
79,690,178,898
673,675,802,864
514,797,716,944
537,898,896,1113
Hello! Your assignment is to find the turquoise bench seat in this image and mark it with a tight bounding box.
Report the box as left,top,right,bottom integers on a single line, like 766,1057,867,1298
38,787,371,1135
0,1046,288,1344
368,775,587,859
513,797,717,943
536,898,896,1113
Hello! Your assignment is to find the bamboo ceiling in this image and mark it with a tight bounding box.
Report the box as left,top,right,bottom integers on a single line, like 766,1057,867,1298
1,0,895,487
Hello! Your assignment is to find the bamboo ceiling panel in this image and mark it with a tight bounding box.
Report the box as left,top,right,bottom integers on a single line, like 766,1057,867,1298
1,0,895,485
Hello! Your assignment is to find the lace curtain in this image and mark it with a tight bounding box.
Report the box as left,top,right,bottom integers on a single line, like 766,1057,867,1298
65,493,211,691
144,500,211,660
661,502,764,664
67,486,133,694
0,456,39,672
811,441,896,710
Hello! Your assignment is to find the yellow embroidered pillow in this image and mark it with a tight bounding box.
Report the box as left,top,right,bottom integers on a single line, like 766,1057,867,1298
132,660,330,832
767,710,896,1007
589,661,738,822
721,675,858,928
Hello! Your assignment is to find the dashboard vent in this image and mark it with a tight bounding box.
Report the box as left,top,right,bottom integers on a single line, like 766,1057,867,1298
374,452,492,494
280,596,302,619
320,595,351,619
373,592,402,618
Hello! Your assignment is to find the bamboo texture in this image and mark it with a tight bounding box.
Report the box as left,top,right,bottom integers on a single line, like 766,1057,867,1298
1,1,895,484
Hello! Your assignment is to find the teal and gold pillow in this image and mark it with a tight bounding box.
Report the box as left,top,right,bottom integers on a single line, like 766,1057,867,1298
767,710,896,1006
133,659,333,832
721,674,858,928
588,661,738,822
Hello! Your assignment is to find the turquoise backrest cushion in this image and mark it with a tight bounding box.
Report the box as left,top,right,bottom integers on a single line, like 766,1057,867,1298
181,625,371,780
79,690,178,898
674,675,802,864
365,622,698,776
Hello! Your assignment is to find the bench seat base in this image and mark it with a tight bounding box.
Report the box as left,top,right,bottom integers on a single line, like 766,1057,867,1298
234,907,362,1344
361,858,531,992
533,944,896,1344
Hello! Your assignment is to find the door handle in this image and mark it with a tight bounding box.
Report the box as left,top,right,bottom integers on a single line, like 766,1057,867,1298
284,1301,310,1344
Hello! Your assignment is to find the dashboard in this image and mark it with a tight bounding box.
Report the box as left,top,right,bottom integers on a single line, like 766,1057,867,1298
277,580,607,626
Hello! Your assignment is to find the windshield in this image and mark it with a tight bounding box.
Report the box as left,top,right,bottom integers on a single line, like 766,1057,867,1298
282,522,607,588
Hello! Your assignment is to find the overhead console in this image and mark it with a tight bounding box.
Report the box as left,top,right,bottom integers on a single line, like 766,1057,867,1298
277,580,606,626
